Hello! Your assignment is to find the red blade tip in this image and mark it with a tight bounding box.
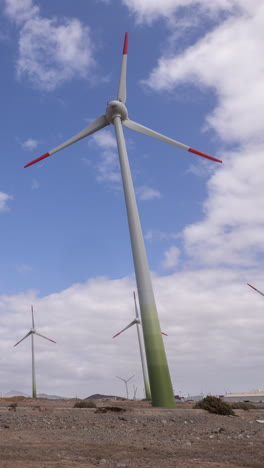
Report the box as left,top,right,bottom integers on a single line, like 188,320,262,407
188,147,222,163
123,32,128,55
113,332,120,339
247,283,257,290
162,332,168,336
24,152,50,168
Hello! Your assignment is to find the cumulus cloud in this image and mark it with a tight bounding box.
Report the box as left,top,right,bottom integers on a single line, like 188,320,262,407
31,178,40,190
183,144,264,266
4,0,94,90
135,2,264,269
121,0,236,23
91,129,116,150
21,138,39,150
162,246,180,270
1,269,264,398
136,185,162,201
90,129,121,185
145,230,179,242
0,192,13,211
145,3,264,144
16,264,32,273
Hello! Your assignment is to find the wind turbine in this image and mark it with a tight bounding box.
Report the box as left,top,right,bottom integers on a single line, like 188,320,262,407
247,283,264,297
13,305,56,399
116,374,134,400
24,33,222,407
113,291,168,400
113,291,151,400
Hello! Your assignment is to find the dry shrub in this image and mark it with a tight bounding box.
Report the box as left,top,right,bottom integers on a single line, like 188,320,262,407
8,402,17,409
74,400,97,409
195,396,234,416
95,406,126,413
230,402,256,411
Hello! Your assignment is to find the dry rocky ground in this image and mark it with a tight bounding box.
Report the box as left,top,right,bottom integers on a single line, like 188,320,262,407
0,398,264,467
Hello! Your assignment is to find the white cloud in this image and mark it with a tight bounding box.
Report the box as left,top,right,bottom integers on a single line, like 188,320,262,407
136,185,162,201
4,0,94,90
22,138,39,150
96,149,121,185
16,264,32,273
144,3,264,144
183,144,264,266
162,246,180,269
31,178,40,190
4,0,38,23
89,129,121,186
121,0,236,23
136,3,264,268
145,230,179,242
91,129,116,149
1,268,264,398
0,192,13,212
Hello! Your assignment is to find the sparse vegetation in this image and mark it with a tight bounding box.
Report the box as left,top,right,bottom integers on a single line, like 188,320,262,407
230,402,256,411
95,406,126,413
8,402,17,409
195,396,235,416
74,400,97,409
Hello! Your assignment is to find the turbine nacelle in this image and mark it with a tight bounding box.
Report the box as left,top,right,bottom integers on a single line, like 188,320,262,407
106,100,128,124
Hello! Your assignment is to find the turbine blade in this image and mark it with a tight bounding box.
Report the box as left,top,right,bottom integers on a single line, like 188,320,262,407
13,331,32,347
35,332,56,343
162,332,168,336
117,32,128,103
123,119,222,163
31,305,35,329
24,114,109,168
113,319,139,338
247,283,264,297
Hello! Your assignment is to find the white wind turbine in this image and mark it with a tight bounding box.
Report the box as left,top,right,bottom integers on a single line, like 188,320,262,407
24,32,221,407
113,291,168,400
116,374,134,400
13,305,56,399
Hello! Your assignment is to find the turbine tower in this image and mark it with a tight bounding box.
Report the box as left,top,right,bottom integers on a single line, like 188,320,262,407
113,291,151,400
24,33,221,407
13,305,56,399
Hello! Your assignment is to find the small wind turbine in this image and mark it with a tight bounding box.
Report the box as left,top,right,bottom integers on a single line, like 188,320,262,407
113,291,168,400
113,291,151,400
13,305,56,399
116,374,134,400
247,283,264,297
24,33,221,408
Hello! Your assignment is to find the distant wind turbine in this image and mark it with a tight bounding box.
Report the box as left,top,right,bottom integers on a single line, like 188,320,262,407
113,291,168,400
116,374,134,400
113,291,151,400
13,305,56,399
247,283,264,297
24,33,221,408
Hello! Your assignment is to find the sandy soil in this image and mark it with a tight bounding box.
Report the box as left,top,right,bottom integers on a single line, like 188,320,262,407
0,398,264,467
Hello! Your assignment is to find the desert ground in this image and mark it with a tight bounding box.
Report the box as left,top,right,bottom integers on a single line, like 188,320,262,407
0,397,264,468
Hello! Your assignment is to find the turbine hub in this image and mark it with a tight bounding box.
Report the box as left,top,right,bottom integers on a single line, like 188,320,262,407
106,100,128,124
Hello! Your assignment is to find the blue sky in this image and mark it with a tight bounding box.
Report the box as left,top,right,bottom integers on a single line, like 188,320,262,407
1,0,264,399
